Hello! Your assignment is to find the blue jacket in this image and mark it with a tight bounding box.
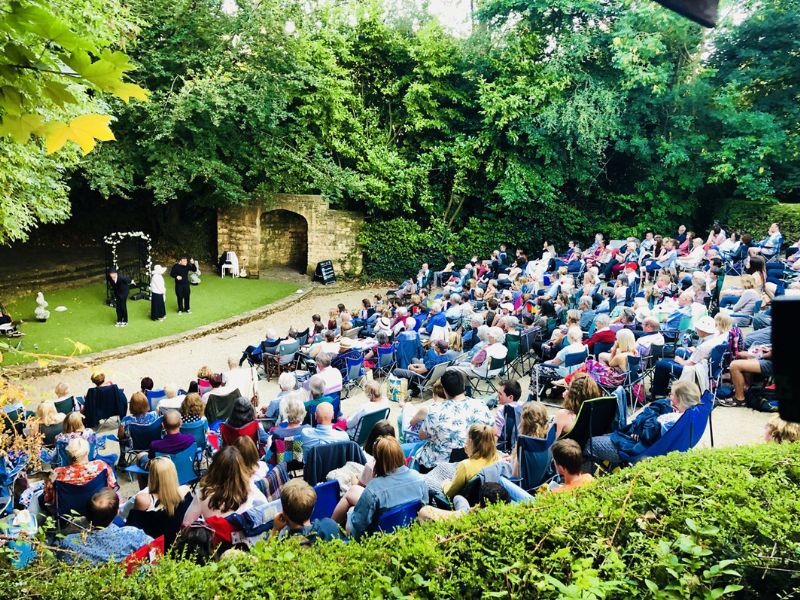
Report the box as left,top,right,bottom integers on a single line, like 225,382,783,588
350,466,428,540
609,399,673,455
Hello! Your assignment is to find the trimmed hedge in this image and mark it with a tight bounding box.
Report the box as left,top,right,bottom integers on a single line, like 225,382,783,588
721,201,800,243
3,443,800,598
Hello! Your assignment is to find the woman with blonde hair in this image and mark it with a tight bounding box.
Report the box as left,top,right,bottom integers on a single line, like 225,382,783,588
345,381,390,436
180,392,206,424
128,457,192,547
31,401,66,445
509,402,552,477
49,411,111,464
43,436,117,509
441,424,501,500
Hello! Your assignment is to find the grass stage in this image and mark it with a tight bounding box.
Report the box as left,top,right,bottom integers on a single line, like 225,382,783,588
2,274,299,366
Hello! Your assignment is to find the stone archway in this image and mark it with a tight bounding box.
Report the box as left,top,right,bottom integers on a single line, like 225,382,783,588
216,194,363,278
259,209,308,273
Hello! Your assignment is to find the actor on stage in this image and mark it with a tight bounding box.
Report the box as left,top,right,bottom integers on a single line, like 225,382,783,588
108,269,131,327
150,264,167,321
170,257,197,314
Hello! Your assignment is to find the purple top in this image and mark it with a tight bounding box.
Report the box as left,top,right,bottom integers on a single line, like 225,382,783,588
149,432,195,458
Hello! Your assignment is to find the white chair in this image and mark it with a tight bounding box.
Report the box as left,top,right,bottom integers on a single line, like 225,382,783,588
221,251,240,278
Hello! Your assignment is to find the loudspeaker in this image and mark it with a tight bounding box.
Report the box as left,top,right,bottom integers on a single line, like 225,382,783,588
654,0,719,27
771,297,800,423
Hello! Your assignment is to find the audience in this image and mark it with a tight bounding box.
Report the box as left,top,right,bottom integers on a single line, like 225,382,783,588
300,402,349,461
271,479,345,543
442,424,501,499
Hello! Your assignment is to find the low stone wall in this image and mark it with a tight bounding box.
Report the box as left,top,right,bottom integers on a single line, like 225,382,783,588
217,194,363,278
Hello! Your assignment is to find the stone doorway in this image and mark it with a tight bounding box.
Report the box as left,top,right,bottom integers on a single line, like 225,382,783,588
259,209,308,274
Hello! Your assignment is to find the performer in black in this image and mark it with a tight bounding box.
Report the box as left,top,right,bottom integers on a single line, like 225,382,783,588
170,257,197,314
107,269,131,327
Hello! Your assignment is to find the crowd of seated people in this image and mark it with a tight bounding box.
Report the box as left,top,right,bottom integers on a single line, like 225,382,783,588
3,219,793,567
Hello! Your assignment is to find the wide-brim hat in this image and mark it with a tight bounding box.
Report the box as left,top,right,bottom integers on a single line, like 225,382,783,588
694,316,716,335
339,337,354,349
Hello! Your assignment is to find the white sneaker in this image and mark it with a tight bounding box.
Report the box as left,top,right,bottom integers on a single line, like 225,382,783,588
185,310,192,314
121,322,128,327
114,322,121,327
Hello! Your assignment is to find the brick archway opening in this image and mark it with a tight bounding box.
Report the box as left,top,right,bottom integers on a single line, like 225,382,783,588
260,209,308,274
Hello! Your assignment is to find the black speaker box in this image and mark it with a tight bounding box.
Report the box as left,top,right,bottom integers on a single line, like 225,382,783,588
654,0,719,27
771,297,800,423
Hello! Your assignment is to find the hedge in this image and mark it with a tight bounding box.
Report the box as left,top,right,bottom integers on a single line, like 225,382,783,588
720,201,800,243
3,443,799,598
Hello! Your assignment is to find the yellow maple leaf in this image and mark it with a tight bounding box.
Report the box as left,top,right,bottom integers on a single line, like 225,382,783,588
44,114,116,154
113,82,149,103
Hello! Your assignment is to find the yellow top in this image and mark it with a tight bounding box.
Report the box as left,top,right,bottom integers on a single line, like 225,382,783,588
443,455,500,499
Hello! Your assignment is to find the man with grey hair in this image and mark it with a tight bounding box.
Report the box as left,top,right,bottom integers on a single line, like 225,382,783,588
314,352,342,395
583,313,615,353
445,294,464,320
393,339,451,397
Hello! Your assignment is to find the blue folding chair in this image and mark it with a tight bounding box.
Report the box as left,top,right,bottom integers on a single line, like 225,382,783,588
310,480,340,521
180,419,211,465
706,345,729,448
0,455,27,517
375,344,397,378
55,470,108,530
514,426,557,492
126,442,200,486
342,355,365,399
620,392,713,463
535,348,588,403
54,437,117,469
368,500,423,534
125,416,165,467
145,389,167,411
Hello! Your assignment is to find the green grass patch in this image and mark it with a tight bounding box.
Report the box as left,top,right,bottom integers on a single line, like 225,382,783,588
1,274,299,365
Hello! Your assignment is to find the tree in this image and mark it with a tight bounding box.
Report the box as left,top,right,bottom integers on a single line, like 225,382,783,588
0,0,147,242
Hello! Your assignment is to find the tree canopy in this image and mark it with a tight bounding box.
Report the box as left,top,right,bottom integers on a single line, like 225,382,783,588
1,0,798,256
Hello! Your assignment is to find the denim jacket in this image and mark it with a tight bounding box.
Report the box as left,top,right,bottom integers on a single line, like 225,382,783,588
350,466,428,539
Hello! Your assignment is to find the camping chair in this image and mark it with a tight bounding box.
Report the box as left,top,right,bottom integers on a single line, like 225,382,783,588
180,419,211,467
342,355,365,399
303,392,343,427
264,339,301,381
53,396,77,414
591,341,613,358
513,329,538,376
497,403,523,454
419,361,451,399
599,355,644,413
54,436,117,469
295,328,310,347
55,470,108,531
244,338,281,369
706,344,729,448
374,344,397,378
468,356,506,398
127,443,200,486
124,536,165,576
343,326,362,340
145,389,167,412
350,407,391,446
124,416,165,468
533,348,588,403
83,384,127,428
310,480,341,521
560,396,618,458
220,421,264,454
367,500,423,535
204,390,240,426
0,454,27,517
303,441,366,487
503,334,520,378
620,392,713,463
514,426,558,492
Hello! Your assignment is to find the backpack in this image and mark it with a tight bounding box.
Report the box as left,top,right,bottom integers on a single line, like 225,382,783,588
745,384,778,413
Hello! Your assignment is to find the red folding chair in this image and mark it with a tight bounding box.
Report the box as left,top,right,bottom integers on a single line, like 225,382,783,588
124,535,165,576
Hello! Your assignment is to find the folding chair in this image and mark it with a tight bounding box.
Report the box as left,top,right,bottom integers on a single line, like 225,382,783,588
55,470,108,531
513,426,557,493
180,419,211,467
124,535,165,576
350,408,391,446
374,344,397,379
342,355,365,399
591,341,613,358
53,396,77,414
0,455,27,517
512,329,537,376
124,416,165,467
264,339,301,381
367,500,423,534
620,392,712,463
126,443,200,486
497,404,522,454
310,480,340,521
145,389,167,412
560,396,618,459
467,356,506,398
533,349,588,403
220,421,264,455
599,355,644,414
419,361,451,399
503,334,520,378
706,344,729,448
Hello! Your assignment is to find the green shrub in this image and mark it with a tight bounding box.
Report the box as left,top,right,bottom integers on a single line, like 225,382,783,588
720,201,800,243
3,443,800,598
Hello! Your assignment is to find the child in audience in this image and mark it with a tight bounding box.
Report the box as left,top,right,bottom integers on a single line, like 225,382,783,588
271,479,345,544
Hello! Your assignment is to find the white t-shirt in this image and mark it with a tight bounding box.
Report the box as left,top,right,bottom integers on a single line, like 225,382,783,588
318,366,343,394
689,333,726,364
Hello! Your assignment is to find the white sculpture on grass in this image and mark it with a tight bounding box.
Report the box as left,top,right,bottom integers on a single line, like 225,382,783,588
35,292,50,322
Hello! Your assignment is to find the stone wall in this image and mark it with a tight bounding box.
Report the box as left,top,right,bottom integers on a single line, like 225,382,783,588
217,194,363,278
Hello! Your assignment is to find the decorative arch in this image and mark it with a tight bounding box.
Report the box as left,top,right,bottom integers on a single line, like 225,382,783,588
259,209,309,273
